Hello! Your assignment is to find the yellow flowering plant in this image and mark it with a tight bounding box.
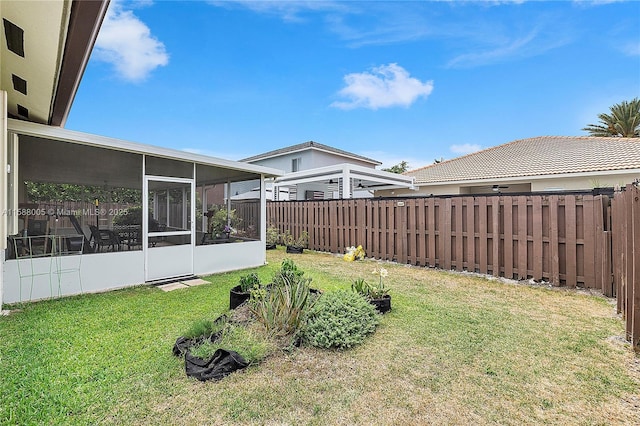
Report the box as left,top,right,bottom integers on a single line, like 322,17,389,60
343,245,366,262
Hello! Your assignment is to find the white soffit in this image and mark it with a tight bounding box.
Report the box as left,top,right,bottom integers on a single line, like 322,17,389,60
1,0,70,123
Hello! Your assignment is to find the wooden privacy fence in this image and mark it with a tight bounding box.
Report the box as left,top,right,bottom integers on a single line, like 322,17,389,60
611,184,640,348
268,194,612,292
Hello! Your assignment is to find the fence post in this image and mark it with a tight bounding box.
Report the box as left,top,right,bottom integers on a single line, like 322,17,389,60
629,185,640,347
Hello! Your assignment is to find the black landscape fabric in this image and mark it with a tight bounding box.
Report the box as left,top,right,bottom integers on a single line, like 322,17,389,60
184,349,248,382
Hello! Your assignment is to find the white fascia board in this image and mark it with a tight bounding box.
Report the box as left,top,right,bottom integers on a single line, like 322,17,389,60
414,168,640,188
249,146,381,166
274,163,414,188
8,119,284,178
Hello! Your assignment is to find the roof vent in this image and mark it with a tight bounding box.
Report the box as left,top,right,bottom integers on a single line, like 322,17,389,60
3,19,25,57
17,104,28,118
12,74,27,95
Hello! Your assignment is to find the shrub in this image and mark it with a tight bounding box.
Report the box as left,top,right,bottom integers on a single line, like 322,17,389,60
250,274,314,337
266,226,279,246
207,206,239,237
281,230,309,248
238,273,261,292
302,290,380,350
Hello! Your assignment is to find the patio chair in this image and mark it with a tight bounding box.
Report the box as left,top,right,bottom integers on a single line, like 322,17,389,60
26,218,51,255
88,225,120,252
67,215,93,254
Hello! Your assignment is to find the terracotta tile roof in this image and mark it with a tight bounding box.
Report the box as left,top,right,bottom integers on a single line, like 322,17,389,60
240,141,381,165
405,136,640,184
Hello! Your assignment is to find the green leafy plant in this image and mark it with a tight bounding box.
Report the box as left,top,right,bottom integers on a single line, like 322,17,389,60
266,226,279,246
351,278,370,296
207,205,239,237
282,230,309,248
249,259,317,338
302,290,379,349
249,274,315,338
272,258,307,288
351,267,390,300
238,273,261,293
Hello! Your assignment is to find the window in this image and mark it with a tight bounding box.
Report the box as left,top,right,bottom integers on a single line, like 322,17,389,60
291,157,302,172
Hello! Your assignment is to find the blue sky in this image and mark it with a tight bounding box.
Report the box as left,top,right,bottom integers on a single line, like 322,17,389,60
66,0,640,170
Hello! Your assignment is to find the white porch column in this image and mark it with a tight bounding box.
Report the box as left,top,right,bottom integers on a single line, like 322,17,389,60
0,91,6,307
260,174,267,264
226,180,231,227
342,165,352,199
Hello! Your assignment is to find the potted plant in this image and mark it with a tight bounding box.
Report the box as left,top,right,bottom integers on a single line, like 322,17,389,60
352,266,391,313
266,226,279,250
230,273,260,309
283,230,309,254
207,206,238,240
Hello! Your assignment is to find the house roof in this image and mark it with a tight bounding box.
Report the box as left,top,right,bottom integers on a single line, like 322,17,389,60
241,141,382,166
406,136,640,184
0,0,108,126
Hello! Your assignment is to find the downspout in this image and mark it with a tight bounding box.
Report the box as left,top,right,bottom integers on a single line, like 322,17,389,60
260,174,267,264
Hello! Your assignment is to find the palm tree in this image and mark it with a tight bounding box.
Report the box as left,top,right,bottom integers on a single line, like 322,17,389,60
582,98,640,137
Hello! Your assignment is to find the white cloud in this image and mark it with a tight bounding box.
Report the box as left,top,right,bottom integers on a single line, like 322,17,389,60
208,0,350,23
447,28,571,69
93,1,169,82
450,144,482,155
331,64,433,110
621,41,640,56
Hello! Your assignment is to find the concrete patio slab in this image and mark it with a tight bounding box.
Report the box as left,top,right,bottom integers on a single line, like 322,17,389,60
182,278,208,287
158,282,189,292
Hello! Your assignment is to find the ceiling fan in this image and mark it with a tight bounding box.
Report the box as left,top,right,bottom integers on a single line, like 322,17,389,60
492,184,509,192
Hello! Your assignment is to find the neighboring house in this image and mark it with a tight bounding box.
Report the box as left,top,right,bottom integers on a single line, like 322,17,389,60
0,1,281,305
379,136,640,197
242,141,415,200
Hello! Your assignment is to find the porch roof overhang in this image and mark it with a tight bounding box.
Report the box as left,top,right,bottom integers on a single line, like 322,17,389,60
273,163,416,192
1,0,109,126
8,118,284,186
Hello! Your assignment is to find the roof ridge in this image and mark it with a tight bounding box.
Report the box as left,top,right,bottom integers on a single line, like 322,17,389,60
241,141,381,165
406,135,640,184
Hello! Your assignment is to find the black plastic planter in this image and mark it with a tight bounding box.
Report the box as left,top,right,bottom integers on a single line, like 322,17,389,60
229,285,251,310
286,245,304,254
266,243,277,250
370,295,391,314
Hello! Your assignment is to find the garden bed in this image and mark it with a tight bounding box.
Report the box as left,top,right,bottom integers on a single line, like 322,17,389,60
1,248,638,425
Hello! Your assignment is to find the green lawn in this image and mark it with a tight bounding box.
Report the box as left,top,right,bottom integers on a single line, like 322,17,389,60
1,248,638,425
